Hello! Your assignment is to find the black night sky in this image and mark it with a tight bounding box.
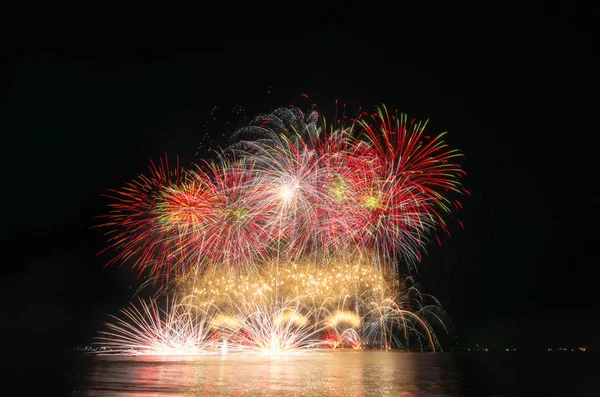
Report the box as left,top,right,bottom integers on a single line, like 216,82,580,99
2,0,598,381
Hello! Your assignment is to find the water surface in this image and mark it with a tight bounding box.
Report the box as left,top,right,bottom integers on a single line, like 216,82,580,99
65,351,598,396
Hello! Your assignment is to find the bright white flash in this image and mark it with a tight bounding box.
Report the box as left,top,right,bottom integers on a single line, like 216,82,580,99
278,182,299,203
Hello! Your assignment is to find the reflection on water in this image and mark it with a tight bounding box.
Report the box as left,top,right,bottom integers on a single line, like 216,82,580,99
70,351,460,396
66,350,599,396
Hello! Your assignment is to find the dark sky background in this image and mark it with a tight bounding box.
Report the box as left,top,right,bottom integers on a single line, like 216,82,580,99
2,0,598,369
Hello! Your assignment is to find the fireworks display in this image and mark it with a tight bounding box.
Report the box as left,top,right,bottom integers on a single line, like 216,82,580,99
95,103,465,355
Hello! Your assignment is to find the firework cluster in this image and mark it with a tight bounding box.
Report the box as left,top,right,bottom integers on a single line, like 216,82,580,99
95,104,465,355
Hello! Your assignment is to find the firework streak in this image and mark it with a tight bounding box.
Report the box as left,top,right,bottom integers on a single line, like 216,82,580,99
95,104,465,355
